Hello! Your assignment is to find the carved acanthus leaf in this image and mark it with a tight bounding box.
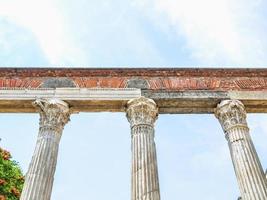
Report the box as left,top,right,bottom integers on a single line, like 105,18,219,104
215,100,247,132
33,98,70,133
126,97,158,128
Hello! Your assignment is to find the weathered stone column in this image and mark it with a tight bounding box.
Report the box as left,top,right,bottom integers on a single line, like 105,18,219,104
215,100,267,200
20,98,70,200
126,97,160,200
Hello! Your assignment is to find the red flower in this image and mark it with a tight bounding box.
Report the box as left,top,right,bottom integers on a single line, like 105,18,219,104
0,195,6,200
11,187,21,197
1,150,11,160
0,179,6,185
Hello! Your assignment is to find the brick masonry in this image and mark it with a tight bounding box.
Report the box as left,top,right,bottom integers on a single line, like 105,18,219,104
0,68,267,91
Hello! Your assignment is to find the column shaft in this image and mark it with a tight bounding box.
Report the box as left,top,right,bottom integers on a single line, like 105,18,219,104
132,125,160,200
127,97,160,200
215,100,267,200
20,99,70,200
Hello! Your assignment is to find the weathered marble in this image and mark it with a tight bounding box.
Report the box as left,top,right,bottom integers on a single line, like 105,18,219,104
215,100,267,200
1,88,267,113
20,98,70,200
126,97,160,200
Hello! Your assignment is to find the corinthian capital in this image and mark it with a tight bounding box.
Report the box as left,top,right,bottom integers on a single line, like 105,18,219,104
33,98,70,133
126,97,158,128
215,100,248,132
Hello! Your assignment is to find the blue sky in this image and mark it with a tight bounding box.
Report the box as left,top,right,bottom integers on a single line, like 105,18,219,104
0,0,267,199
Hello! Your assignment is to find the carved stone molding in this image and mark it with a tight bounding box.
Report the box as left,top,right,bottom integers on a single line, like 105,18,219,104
33,98,70,134
126,97,158,128
215,100,248,132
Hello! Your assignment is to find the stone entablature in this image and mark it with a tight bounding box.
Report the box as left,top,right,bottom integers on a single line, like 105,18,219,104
1,68,267,91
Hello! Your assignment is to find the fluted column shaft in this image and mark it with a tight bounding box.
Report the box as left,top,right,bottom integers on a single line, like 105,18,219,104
126,97,160,200
215,100,267,200
20,99,70,200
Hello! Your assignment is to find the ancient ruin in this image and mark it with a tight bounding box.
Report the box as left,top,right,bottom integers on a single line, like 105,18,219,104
1,68,266,200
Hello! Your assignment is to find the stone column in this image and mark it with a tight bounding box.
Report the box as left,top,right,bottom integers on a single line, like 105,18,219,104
20,98,70,200
215,100,267,200
126,97,161,200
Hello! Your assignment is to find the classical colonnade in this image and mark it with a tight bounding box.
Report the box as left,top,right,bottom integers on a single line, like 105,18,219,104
20,96,267,200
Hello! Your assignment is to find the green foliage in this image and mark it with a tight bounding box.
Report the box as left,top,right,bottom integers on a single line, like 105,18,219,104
0,147,24,200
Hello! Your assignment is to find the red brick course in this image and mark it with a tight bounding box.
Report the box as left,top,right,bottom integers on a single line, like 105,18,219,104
0,68,267,91
0,78,42,88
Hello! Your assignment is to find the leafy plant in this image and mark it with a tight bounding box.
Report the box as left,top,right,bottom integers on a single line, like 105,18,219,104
0,147,24,200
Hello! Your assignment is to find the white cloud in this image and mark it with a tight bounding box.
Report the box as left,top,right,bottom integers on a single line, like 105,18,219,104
0,0,86,65
135,0,267,65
